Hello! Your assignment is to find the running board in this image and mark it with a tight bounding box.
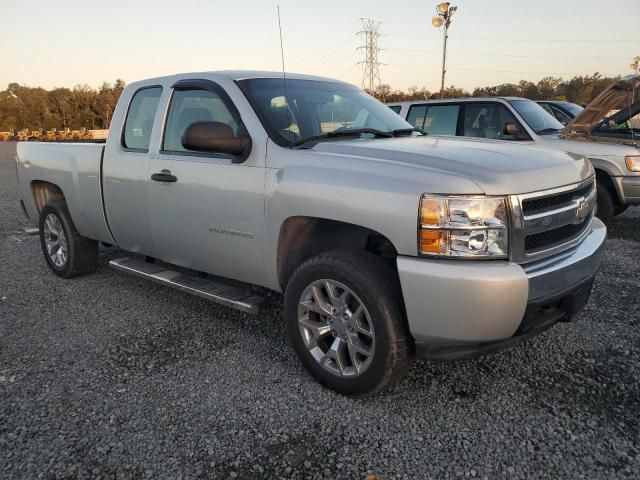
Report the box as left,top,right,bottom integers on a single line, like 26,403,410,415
108,257,263,315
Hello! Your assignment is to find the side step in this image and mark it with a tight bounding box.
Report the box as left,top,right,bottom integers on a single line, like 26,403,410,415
109,257,263,315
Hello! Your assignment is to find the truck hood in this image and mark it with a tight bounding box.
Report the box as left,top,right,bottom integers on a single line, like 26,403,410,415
562,74,640,136
312,136,592,195
537,133,640,157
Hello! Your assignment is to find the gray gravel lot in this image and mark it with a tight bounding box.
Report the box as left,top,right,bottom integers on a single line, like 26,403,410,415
1,141,639,479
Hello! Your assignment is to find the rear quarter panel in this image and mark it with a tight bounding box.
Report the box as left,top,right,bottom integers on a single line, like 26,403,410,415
17,142,114,243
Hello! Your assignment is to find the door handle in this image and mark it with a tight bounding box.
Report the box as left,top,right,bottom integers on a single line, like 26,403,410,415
151,169,178,183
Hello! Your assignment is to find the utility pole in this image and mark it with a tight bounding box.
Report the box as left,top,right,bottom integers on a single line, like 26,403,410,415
357,18,383,94
631,56,640,75
432,2,457,98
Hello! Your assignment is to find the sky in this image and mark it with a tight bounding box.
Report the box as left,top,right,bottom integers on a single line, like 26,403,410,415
1,0,638,92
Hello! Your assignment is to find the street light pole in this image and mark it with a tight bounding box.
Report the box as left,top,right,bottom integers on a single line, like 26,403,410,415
440,20,449,97
432,2,457,99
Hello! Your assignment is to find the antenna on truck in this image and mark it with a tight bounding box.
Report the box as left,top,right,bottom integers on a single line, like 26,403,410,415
277,5,294,143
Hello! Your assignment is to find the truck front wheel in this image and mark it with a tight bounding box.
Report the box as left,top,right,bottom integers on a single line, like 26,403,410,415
39,199,98,278
284,250,414,396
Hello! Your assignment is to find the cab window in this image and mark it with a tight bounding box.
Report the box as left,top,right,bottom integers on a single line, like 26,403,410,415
423,105,459,136
407,105,428,129
549,106,572,125
122,87,162,151
163,89,238,153
463,103,520,140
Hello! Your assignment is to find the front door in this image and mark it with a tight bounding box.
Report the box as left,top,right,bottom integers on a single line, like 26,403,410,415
146,80,266,284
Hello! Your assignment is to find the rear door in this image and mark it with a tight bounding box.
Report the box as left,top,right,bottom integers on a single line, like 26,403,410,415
102,85,163,254
146,79,266,284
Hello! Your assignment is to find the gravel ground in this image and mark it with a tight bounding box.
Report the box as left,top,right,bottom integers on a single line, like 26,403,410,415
1,141,639,479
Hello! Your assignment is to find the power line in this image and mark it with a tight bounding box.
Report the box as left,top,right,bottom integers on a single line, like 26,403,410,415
357,18,383,92
387,63,620,77
385,33,636,43
387,48,631,60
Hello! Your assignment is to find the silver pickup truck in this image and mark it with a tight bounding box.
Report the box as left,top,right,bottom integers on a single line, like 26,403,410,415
16,71,606,395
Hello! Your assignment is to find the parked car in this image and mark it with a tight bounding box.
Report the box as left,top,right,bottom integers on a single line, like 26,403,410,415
16,71,605,395
388,75,640,223
538,99,640,142
537,100,583,125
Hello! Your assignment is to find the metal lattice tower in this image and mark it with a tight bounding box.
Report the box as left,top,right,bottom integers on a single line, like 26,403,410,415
357,18,382,93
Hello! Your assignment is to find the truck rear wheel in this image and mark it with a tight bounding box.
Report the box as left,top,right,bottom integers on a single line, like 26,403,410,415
39,199,98,278
284,250,414,396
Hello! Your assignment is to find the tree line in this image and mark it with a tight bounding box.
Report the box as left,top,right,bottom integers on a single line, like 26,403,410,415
0,72,624,131
0,80,125,131
370,73,618,106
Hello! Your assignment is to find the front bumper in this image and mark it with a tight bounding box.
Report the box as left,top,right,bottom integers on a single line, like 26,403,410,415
617,176,640,204
397,217,606,360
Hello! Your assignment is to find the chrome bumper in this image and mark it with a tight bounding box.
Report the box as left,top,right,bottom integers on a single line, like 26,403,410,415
397,218,606,359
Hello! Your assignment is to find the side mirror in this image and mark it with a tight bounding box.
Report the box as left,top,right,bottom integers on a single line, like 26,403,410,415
504,122,519,136
181,121,251,162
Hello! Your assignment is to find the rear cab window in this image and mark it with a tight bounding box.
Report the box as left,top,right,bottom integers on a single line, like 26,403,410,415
424,105,459,136
122,87,163,152
406,104,459,136
407,105,428,129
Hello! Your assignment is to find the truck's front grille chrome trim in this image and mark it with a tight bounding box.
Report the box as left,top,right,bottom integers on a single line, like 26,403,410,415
510,177,596,264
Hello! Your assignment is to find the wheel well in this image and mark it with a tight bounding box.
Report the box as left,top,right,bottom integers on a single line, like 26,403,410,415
277,216,398,291
595,169,620,205
31,181,65,214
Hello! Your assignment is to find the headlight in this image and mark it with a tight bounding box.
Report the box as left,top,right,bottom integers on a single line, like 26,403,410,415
625,155,640,172
419,195,509,258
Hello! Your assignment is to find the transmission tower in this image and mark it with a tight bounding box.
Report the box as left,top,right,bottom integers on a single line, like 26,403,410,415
357,18,383,93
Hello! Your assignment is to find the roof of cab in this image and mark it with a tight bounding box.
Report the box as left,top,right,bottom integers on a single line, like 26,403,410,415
386,97,530,106
127,70,348,88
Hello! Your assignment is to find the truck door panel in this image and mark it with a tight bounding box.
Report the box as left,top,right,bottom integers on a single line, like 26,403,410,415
147,82,266,284
102,86,163,255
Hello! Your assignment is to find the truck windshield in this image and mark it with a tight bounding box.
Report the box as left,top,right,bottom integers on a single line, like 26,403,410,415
510,99,564,135
237,78,414,147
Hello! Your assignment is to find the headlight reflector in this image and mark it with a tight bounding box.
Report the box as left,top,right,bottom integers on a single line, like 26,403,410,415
625,155,640,172
419,195,509,258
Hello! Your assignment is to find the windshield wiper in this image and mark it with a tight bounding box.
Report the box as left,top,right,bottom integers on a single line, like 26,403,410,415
392,127,426,136
536,128,562,135
293,128,393,149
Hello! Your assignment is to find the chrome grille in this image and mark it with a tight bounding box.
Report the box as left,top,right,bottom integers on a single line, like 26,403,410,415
510,178,596,263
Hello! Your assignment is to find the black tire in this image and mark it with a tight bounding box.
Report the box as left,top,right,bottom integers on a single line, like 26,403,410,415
284,250,414,396
39,199,98,278
595,181,615,225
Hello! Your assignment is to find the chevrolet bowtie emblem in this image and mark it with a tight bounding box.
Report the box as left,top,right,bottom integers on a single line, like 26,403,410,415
575,198,589,220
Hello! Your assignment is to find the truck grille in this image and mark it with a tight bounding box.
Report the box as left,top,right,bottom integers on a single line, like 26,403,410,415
524,219,589,251
511,178,596,263
521,182,593,215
